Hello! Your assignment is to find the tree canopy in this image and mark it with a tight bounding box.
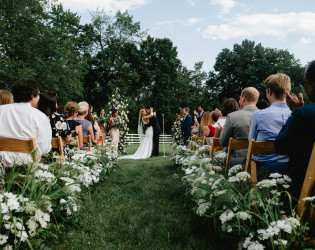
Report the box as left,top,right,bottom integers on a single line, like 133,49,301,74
0,1,308,132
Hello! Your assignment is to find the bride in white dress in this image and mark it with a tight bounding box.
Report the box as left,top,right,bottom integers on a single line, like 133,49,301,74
119,108,154,159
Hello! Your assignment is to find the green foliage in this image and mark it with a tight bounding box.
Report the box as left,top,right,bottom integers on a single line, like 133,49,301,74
207,39,306,104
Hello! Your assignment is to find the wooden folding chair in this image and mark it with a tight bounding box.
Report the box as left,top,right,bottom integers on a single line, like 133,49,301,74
297,142,315,218
83,135,92,151
211,138,224,159
191,136,197,150
0,137,38,163
244,139,275,183
225,138,249,171
63,136,80,149
194,136,206,151
51,136,64,161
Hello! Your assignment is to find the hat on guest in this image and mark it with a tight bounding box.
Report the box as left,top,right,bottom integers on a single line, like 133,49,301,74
78,101,89,113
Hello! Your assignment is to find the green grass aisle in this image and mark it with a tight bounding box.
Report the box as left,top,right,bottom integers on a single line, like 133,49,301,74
51,144,229,249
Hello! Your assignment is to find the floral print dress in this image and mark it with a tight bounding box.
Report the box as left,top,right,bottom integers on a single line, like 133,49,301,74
50,112,71,138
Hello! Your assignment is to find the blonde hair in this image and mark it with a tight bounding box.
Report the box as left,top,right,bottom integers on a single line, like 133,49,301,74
64,102,79,118
264,73,291,100
211,109,222,123
199,111,211,134
241,87,260,103
78,101,89,115
0,90,14,105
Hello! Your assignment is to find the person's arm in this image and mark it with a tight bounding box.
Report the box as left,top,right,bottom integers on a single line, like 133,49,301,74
88,123,94,141
76,125,84,149
36,116,52,155
143,113,154,120
214,123,223,138
219,115,233,146
203,126,210,137
248,112,258,141
94,121,101,140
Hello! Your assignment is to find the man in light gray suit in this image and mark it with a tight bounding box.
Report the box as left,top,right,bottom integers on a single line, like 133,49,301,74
219,87,260,167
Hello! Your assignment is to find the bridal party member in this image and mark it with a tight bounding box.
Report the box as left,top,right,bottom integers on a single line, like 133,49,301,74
0,90,14,105
108,109,120,151
38,91,71,142
64,102,84,149
181,107,193,146
75,101,95,145
0,79,52,165
98,108,107,141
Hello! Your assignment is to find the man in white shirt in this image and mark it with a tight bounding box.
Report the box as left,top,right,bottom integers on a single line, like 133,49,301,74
0,79,52,165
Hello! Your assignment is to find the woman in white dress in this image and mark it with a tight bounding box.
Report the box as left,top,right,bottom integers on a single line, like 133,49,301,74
119,108,154,159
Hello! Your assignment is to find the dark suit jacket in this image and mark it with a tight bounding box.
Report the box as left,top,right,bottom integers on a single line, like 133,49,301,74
145,116,161,135
275,102,315,195
181,114,192,138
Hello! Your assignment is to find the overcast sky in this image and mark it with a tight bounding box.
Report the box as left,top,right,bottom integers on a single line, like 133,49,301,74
57,0,315,71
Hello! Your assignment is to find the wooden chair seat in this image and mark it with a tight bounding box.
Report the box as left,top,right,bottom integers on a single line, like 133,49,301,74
225,138,249,171
63,136,80,149
0,137,38,163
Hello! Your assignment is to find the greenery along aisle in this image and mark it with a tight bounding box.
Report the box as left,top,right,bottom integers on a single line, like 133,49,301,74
50,144,232,249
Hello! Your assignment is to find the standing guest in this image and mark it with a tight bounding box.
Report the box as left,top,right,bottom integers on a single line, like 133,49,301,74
275,60,315,196
98,108,107,141
75,101,94,144
0,90,14,105
181,107,193,146
203,109,222,137
196,105,205,124
64,102,84,149
0,79,52,165
38,91,71,142
248,73,291,176
219,87,259,167
89,105,93,114
108,109,120,151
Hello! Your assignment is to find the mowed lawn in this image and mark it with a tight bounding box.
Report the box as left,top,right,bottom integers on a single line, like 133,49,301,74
51,144,232,249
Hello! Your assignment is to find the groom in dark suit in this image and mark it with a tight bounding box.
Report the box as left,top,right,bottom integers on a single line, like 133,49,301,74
144,106,161,157
181,107,193,146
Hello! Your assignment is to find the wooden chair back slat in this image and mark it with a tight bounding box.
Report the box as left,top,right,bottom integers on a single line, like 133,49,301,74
245,139,275,183
225,138,249,171
0,137,38,162
83,135,92,151
51,136,64,160
211,138,224,159
297,142,315,217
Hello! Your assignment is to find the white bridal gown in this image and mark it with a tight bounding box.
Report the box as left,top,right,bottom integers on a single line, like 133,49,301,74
119,120,153,159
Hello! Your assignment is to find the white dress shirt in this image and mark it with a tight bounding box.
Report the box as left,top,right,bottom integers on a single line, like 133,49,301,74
0,102,52,165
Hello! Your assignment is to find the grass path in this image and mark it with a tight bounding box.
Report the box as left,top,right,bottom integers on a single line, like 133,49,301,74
52,144,230,249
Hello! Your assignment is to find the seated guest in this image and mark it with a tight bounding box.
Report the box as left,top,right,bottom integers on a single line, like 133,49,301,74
38,91,71,142
248,73,291,176
214,98,239,138
181,107,192,146
203,109,222,137
219,87,259,167
0,79,51,165
197,111,211,137
0,90,14,105
256,99,270,110
275,60,315,196
64,102,84,149
86,110,101,140
75,101,94,143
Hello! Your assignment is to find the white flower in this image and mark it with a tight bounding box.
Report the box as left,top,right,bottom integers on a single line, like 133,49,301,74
0,234,8,245
302,196,315,202
228,164,243,177
236,171,250,182
219,210,235,224
257,179,277,189
3,245,12,250
269,173,282,178
237,211,252,221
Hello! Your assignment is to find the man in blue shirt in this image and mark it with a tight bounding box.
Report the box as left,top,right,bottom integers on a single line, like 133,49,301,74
248,73,292,175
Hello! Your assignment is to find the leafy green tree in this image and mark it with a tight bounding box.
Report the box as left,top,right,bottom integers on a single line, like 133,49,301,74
207,39,305,104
